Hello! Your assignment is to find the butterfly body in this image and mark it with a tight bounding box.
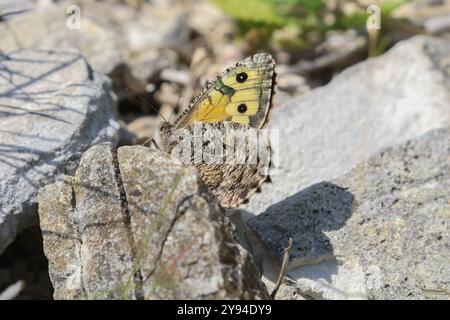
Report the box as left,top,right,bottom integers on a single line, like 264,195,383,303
160,53,276,208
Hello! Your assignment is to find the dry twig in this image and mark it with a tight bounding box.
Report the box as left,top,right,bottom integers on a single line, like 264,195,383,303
270,238,293,299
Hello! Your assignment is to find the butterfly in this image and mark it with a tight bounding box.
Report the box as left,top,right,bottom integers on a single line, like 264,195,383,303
160,53,276,208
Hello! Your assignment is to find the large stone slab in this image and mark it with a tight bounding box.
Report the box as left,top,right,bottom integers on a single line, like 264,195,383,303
38,143,133,299
38,143,270,300
240,35,450,216
249,128,450,299
0,49,119,254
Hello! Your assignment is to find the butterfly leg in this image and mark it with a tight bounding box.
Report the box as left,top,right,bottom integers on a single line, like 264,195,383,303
142,138,160,150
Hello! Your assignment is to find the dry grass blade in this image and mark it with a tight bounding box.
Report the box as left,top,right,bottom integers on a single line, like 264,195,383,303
270,238,293,299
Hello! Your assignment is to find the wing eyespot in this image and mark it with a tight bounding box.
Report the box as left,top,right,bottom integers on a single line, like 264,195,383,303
236,72,248,83
237,103,247,113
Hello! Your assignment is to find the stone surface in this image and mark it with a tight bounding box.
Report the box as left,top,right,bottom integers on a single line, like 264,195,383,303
125,116,161,145
249,182,354,268
0,0,223,96
38,143,270,299
240,35,450,216
393,0,450,35
186,1,237,51
0,1,121,75
0,0,35,21
249,128,450,299
38,143,135,299
295,29,367,75
0,49,119,254
274,65,311,106
0,0,187,82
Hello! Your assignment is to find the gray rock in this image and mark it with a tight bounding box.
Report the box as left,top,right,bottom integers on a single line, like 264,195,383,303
240,35,450,216
124,5,189,52
186,1,237,51
393,1,450,35
0,2,122,75
295,29,367,74
0,0,188,83
0,0,35,21
274,65,311,106
0,49,119,254
120,116,161,146
38,143,270,299
424,14,450,35
38,143,137,299
118,145,269,300
249,128,450,299
249,182,354,268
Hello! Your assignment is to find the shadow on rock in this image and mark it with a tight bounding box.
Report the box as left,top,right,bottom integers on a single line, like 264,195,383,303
0,49,119,254
247,181,354,279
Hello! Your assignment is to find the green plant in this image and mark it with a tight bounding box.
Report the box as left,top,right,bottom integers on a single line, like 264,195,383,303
84,175,183,300
210,0,410,53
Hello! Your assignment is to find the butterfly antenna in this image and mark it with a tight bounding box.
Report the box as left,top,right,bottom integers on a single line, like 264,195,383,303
169,94,182,124
125,87,167,122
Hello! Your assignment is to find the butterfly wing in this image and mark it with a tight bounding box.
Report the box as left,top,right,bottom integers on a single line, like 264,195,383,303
174,53,276,129
164,122,271,208
162,54,275,208
197,163,269,208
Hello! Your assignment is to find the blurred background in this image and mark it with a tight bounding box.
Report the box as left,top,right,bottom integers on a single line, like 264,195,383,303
0,0,449,299
1,0,449,146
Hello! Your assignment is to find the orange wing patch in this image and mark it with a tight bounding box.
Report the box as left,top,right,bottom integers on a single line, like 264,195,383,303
183,89,231,125
174,53,275,129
